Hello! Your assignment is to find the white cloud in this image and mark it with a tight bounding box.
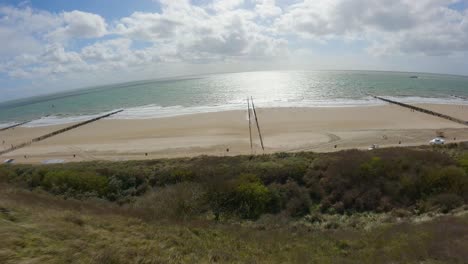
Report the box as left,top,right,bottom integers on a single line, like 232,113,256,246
0,6,59,58
274,0,468,56
82,38,132,61
1,0,468,99
0,27,41,57
211,0,245,12
114,0,287,61
273,0,418,37
48,10,107,40
115,12,180,40
254,0,282,18
42,44,83,64
0,6,60,34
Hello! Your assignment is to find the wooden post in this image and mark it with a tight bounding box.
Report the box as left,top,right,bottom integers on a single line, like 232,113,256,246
247,97,253,152
370,94,468,126
0,109,124,156
250,96,265,151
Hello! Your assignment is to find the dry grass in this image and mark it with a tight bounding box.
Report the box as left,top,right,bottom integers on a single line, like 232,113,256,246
1,144,468,263
1,183,467,264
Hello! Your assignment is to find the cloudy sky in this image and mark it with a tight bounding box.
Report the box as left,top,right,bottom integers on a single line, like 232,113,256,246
1,0,468,101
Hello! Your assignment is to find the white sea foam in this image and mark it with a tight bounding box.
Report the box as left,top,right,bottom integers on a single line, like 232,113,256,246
384,96,468,105
110,104,244,119
0,122,19,129
110,97,387,120
18,96,468,127
21,114,103,128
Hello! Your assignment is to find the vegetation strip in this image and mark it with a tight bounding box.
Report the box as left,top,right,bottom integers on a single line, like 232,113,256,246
1,144,467,263
0,109,123,156
371,94,468,125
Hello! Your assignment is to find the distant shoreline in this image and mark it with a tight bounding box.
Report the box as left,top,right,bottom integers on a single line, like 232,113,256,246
2,70,468,126
2,96,468,128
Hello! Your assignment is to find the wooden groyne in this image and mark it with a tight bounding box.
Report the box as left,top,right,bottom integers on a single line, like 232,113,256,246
0,109,123,156
31,110,123,142
0,121,29,132
370,95,467,126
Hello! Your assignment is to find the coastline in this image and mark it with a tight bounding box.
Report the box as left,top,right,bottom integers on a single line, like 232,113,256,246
1,104,467,164
1,96,467,129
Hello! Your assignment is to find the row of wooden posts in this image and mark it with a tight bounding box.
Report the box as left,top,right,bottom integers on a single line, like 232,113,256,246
0,109,124,156
247,96,264,153
0,121,29,132
370,94,468,126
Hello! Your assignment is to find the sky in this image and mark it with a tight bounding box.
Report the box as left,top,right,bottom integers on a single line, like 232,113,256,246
1,0,468,101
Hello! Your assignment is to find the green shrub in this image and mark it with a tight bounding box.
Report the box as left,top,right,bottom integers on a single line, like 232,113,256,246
0,146,466,220
152,167,196,186
430,193,464,213
243,158,310,185
458,153,468,171
421,166,468,197
42,170,108,196
134,182,207,221
0,166,17,182
268,181,311,217
358,156,386,181
207,173,273,220
235,176,272,219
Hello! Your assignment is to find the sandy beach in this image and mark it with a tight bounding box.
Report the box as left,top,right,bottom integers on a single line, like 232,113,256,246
0,104,467,164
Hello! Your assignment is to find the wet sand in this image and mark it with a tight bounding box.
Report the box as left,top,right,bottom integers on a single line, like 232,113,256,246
1,104,467,164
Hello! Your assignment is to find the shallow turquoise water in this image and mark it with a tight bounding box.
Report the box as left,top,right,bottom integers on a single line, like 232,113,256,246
0,70,467,126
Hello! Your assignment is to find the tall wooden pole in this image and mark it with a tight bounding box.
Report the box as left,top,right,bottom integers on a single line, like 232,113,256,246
250,96,264,151
247,97,253,152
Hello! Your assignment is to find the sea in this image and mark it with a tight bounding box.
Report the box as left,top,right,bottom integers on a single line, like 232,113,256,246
1,70,467,128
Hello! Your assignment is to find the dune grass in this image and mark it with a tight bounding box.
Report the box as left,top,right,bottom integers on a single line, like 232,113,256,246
1,184,467,264
1,143,468,263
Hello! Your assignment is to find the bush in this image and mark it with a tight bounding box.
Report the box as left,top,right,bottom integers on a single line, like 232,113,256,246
430,193,464,213
0,166,17,183
1,146,466,220
42,170,108,196
421,166,468,197
235,174,272,219
243,158,310,185
207,173,273,220
268,181,311,217
134,182,207,221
